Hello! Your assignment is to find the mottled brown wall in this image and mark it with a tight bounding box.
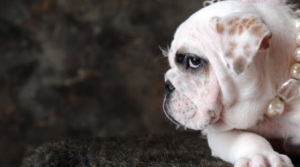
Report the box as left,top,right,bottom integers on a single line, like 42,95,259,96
0,0,205,166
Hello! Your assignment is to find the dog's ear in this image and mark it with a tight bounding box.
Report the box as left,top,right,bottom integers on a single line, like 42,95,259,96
212,15,271,75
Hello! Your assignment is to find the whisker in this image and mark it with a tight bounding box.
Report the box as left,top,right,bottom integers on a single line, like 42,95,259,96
159,45,170,57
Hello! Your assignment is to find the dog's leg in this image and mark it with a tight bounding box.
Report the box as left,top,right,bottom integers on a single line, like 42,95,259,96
207,129,294,167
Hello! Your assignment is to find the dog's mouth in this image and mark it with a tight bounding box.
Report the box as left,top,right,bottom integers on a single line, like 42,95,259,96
163,91,220,130
163,67,222,130
163,102,182,126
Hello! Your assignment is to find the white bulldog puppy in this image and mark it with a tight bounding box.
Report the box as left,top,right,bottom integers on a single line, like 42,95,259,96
163,0,300,166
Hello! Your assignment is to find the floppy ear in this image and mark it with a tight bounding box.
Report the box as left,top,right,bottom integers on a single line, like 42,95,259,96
212,14,271,75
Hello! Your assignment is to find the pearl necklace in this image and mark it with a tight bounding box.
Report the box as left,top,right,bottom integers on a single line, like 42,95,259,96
266,16,300,118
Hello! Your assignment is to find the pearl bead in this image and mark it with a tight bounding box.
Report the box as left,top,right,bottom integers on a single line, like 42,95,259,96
296,33,300,46
290,63,300,80
296,19,300,31
266,97,284,117
277,79,300,102
294,48,300,62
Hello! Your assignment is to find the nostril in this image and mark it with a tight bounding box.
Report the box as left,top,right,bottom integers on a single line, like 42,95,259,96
165,80,175,93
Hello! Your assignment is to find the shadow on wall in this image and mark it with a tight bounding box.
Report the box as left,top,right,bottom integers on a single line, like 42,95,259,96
0,0,205,166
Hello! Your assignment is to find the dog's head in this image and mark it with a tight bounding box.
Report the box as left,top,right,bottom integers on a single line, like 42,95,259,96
163,0,282,130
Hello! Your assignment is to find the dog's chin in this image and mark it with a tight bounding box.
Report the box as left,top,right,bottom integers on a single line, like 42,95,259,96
163,93,219,130
163,107,216,130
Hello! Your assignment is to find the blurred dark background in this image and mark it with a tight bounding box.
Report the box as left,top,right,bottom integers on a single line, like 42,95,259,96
4,1,300,166
0,0,206,166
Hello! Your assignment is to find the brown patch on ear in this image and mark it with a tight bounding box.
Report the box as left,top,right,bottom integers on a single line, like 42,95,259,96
226,18,240,35
228,18,238,26
226,51,233,59
233,57,246,74
229,26,237,35
241,18,248,25
216,15,271,75
238,24,244,35
229,41,237,49
216,23,224,34
250,25,263,36
245,18,256,29
225,41,237,59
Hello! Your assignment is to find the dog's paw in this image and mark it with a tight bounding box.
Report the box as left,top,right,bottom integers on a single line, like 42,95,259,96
234,152,293,167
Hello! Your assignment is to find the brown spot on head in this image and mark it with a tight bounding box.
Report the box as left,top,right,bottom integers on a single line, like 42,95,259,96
229,26,237,35
228,18,238,26
226,50,233,59
238,24,244,35
241,18,248,25
225,41,237,58
216,23,224,34
233,57,246,74
250,25,262,36
245,18,256,29
226,18,241,35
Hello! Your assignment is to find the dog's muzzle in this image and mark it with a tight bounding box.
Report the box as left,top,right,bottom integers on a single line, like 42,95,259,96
163,80,182,125
163,78,217,130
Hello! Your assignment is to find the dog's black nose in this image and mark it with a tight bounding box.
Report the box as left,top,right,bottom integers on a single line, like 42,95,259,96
165,80,175,93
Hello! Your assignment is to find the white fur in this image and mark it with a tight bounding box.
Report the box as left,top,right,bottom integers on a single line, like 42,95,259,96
163,0,299,166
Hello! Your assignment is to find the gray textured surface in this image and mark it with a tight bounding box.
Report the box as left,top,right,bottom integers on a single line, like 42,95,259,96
22,132,232,167
20,132,300,166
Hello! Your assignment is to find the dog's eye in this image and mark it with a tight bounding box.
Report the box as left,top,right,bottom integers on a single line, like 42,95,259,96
188,57,202,69
175,53,185,64
175,52,208,70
